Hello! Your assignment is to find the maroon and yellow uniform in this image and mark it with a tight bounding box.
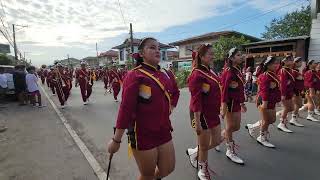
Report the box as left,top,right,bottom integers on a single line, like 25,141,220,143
188,65,221,129
38,69,47,85
116,63,177,150
103,70,109,89
46,70,56,95
304,70,319,90
257,71,281,109
109,69,122,101
53,69,70,105
292,68,304,96
278,66,295,100
75,68,93,103
221,66,245,112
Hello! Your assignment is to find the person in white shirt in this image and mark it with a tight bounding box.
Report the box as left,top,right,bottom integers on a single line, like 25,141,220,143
0,67,7,90
26,66,45,108
0,67,8,133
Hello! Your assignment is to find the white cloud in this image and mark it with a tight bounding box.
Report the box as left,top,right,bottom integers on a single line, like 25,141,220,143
0,0,304,66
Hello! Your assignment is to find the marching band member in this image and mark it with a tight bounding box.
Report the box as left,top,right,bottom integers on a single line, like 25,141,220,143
107,37,178,180
53,63,70,109
103,67,110,92
303,60,320,122
75,62,93,105
314,62,320,115
277,55,295,133
221,47,246,164
290,57,305,127
46,66,56,96
38,65,48,85
109,64,122,102
186,44,221,180
246,56,281,148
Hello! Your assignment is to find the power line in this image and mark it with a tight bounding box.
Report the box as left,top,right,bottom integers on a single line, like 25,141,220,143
215,0,305,31
116,0,129,30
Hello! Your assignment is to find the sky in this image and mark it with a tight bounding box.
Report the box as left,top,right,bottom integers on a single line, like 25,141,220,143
0,0,310,66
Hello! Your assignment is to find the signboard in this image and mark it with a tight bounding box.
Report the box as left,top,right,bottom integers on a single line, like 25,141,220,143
0,44,10,53
178,61,192,71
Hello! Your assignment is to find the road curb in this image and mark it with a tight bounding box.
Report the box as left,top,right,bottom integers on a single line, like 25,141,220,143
40,85,109,180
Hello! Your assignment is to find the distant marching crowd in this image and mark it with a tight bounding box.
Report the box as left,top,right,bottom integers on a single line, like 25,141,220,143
36,62,129,108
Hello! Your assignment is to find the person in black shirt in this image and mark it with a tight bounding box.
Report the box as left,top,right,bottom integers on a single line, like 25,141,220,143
13,65,27,105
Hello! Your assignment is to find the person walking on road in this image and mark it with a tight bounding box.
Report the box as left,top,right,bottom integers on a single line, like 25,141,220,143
290,57,305,127
53,63,70,109
246,56,281,148
75,62,93,105
46,66,56,96
220,48,247,165
301,60,320,122
107,37,177,180
277,55,295,133
13,65,27,105
109,64,122,102
186,44,222,180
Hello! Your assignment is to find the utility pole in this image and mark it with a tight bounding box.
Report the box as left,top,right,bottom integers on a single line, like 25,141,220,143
130,23,134,65
96,42,99,67
67,54,72,69
12,24,18,61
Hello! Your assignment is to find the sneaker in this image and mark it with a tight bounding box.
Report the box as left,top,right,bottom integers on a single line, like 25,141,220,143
307,114,320,122
299,106,307,112
83,101,88,105
245,124,256,138
289,117,304,127
0,126,8,133
38,105,47,108
186,147,198,168
314,109,320,116
257,133,275,148
215,145,221,152
114,99,119,102
277,123,293,133
61,105,65,109
226,142,244,165
198,161,212,180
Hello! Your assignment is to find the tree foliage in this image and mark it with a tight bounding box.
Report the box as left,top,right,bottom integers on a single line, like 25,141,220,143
0,54,12,65
262,5,311,39
212,35,250,62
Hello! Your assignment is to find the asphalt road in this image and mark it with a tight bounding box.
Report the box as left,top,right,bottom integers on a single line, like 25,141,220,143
45,81,320,180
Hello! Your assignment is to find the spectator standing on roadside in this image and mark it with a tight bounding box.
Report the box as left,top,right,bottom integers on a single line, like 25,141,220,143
245,67,253,102
13,65,27,105
26,66,45,108
0,67,8,100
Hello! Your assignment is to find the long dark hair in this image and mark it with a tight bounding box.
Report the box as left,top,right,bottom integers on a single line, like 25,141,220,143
192,44,212,69
262,56,276,73
132,37,157,67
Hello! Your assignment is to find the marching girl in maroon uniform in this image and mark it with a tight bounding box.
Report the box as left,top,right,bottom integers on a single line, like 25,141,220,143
246,56,280,148
276,55,295,133
221,48,246,164
103,67,109,93
46,67,56,96
314,62,320,115
107,37,179,180
303,60,320,122
289,57,305,127
186,44,222,180
109,64,122,102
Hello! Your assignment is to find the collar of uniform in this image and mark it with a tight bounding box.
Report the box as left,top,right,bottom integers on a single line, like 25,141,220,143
232,65,241,72
282,66,290,69
142,62,159,71
267,71,277,76
199,64,210,72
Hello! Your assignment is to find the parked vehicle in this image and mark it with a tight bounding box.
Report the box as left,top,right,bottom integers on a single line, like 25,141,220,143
0,65,15,95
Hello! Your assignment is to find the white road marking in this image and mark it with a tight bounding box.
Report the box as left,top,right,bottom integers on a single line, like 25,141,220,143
40,85,109,180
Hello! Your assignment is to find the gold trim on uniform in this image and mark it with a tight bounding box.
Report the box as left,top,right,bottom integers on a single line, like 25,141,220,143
139,84,152,99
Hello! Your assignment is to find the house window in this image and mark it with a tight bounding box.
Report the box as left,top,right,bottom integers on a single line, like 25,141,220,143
185,44,199,56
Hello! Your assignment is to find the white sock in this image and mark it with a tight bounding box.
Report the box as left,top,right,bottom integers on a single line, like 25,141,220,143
252,121,261,128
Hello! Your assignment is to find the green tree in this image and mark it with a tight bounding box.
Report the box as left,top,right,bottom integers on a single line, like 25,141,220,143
212,35,250,71
262,5,311,39
0,54,11,65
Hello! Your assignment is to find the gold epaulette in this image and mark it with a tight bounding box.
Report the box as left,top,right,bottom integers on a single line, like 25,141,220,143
132,65,142,71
